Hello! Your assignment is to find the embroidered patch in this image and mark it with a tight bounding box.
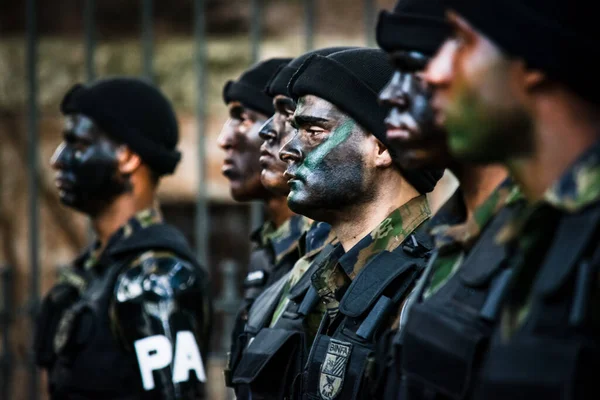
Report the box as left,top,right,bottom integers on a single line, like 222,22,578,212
319,339,352,400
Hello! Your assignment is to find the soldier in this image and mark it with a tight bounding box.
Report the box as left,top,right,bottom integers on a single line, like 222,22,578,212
279,48,442,400
33,77,212,399
373,1,525,399
425,1,600,399
218,58,313,394
228,48,349,399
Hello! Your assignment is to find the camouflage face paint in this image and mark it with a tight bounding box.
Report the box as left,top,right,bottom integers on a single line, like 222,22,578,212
287,116,374,221
295,119,355,179
445,81,533,164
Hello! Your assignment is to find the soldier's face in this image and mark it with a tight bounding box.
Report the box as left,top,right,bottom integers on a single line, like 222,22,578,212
258,95,296,196
217,102,271,202
379,51,451,169
425,12,533,163
280,95,375,221
51,114,129,216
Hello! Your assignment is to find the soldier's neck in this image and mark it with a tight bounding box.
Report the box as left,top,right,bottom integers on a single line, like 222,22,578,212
458,164,508,221
265,195,295,229
92,193,155,250
333,174,419,252
508,92,600,202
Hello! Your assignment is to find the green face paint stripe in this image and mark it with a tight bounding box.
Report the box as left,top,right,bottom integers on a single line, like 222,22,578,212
301,119,355,171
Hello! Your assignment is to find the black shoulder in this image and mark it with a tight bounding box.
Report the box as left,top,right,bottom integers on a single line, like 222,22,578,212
114,250,207,303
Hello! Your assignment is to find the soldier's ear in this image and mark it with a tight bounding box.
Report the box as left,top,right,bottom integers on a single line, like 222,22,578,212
117,146,142,175
373,137,393,168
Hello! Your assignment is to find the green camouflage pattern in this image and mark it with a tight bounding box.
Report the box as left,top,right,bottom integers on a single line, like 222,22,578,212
269,221,337,338
57,208,163,290
82,208,162,271
499,141,600,339
312,195,431,321
257,214,313,265
424,178,521,299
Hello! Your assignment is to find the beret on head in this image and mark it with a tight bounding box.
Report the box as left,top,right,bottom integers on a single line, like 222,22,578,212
288,48,442,193
60,76,181,176
446,0,600,104
264,47,356,97
223,58,292,116
377,0,451,57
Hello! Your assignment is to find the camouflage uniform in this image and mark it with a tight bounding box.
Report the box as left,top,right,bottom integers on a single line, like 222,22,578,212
424,178,523,299
245,214,313,300
225,214,313,396
498,140,600,338
312,195,431,322
395,178,524,400
296,195,433,400
474,141,600,400
270,221,337,342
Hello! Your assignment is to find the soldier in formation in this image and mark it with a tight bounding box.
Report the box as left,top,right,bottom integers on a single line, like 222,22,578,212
37,0,600,399
35,77,212,400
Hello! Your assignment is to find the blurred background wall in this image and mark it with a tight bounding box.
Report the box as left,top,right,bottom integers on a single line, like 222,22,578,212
0,1,457,398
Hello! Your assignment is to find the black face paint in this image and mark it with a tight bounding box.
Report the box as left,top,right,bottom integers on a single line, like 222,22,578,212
380,51,451,169
281,96,374,222
51,115,129,216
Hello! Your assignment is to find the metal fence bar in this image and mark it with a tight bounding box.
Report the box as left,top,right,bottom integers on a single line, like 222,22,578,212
26,0,40,398
364,0,376,47
84,0,96,81
1,266,13,400
249,0,264,232
304,0,315,51
250,0,262,65
84,0,96,242
194,0,209,266
141,0,154,82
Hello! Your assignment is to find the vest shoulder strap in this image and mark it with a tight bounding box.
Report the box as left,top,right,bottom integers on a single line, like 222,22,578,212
339,250,421,318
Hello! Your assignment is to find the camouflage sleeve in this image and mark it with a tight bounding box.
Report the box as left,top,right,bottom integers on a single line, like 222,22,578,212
112,251,211,400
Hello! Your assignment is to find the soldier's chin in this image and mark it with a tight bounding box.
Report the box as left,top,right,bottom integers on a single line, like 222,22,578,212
58,192,99,216
287,192,323,221
58,190,79,208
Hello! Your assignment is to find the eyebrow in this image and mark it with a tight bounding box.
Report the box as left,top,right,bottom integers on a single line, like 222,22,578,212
228,105,245,117
275,97,296,110
292,115,329,128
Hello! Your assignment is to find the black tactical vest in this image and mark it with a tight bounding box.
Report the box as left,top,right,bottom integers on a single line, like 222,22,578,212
35,224,207,400
475,204,600,400
230,245,335,400
297,236,431,400
228,236,301,390
399,205,516,400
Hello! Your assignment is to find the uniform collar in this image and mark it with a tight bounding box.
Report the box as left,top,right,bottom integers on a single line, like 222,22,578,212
543,139,600,212
81,208,162,270
253,214,313,264
312,195,431,308
432,177,522,252
302,221,337,257
498,140,600,244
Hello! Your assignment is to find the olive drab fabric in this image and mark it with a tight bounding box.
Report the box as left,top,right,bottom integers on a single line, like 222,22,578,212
296,195,433,400
400,179,524,400
475,140,600,400
227,221,335,399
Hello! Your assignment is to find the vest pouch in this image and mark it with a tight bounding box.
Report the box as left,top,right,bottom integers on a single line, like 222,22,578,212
54,303,96,361
34,283,81,368
478,339,598,400
402,303,488,400
225,330,252,387
233,327,306,399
